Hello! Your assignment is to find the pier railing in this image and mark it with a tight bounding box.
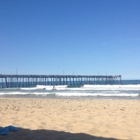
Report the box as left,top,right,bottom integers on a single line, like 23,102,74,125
0,74,121,88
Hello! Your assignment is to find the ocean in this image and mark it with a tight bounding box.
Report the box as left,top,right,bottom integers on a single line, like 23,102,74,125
0,80,140,100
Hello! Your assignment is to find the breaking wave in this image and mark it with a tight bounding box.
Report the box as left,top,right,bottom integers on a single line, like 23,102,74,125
0,84,140,99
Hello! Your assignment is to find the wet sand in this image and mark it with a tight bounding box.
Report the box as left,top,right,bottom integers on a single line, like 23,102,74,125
0,98,140,140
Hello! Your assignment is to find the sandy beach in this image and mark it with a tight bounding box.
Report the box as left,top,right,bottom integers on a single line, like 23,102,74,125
0,98,140,140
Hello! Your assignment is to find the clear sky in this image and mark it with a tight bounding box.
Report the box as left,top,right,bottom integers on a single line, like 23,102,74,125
0,0,140,79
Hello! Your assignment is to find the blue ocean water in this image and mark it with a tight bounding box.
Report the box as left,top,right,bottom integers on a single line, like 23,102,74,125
122,80,140,85
0,80,140,99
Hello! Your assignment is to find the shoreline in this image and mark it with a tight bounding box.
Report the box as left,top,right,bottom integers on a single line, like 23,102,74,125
0,95,140,100
0,98,140,139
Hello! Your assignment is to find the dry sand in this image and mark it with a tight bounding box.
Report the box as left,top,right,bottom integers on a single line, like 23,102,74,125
0,98,140,140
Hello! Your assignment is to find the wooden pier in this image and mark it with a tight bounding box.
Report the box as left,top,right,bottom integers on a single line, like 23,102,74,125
0,74,121,88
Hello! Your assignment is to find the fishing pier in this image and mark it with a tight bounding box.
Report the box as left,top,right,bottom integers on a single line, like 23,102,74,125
0,74,121,88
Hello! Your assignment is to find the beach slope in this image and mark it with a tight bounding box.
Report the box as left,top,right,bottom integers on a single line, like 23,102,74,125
0,98,140,140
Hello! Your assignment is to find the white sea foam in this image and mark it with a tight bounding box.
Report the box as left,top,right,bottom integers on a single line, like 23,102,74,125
0,92,29,95
55,92,139,97
20,84,140,91
0,91,52,95
0,84,140,98
82,84,140,90
0,91,138,97
20,85,67,90
45,85,67,90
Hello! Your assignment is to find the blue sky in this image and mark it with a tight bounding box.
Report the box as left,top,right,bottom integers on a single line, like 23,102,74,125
0,0,140,79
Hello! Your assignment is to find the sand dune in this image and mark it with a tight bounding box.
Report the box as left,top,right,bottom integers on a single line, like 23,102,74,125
0,98,140,140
